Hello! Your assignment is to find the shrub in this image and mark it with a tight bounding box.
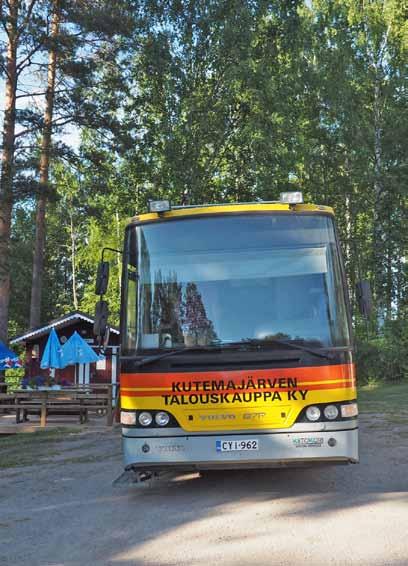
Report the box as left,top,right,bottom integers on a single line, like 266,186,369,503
4,368,24,392
355,318,408,384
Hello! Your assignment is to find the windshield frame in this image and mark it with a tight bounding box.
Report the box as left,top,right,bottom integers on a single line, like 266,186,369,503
120,211,353,356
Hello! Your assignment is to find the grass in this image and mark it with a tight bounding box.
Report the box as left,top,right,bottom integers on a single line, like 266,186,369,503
358,382,408,424
0,428,81,469
358,381,408,411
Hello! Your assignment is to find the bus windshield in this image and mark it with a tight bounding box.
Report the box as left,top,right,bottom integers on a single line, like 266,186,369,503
122,213,350,353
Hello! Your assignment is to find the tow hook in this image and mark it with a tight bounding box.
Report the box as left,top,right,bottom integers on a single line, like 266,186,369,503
112,469,175,487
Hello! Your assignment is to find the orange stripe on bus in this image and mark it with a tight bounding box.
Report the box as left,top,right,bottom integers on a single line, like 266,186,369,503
120,364,355,390
121,381,355,397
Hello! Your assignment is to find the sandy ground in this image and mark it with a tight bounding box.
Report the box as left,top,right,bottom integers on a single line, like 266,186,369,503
0,414,407,566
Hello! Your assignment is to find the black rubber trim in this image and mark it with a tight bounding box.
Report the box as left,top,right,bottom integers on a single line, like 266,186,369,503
121,350,354,372
121,409,180,428
125,457,357,472
122,426,358,439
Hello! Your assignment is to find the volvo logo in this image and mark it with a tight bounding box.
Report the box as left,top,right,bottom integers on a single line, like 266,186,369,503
199,414,236,421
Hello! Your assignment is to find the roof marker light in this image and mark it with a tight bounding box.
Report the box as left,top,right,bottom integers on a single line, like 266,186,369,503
148,200,171,213
280,191,303,204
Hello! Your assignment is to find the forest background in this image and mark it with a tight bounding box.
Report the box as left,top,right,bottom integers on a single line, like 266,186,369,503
0,0,407,383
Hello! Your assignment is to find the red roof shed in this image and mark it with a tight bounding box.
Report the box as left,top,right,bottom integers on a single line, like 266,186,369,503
10,312,120,387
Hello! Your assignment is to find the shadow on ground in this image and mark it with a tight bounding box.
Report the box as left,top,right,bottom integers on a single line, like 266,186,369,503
0,415,407,566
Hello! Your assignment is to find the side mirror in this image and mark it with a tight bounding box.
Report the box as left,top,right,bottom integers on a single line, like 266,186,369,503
355,280,373,318
95,261,110,296
94,300,109,338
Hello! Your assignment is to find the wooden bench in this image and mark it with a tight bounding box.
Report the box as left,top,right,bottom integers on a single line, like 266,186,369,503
15,401,88,425
0,393,16,413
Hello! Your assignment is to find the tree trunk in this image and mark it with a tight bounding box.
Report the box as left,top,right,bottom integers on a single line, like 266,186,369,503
29,0,61,328
69,212,78,310
372,76,386,316
115,211,121,292
0,0,18,343
385,234,393,319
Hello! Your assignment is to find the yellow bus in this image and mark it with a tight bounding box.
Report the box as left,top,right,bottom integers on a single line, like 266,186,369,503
115,194,359,478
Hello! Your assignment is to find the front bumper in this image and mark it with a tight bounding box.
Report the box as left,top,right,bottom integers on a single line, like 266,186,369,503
122,424,358,471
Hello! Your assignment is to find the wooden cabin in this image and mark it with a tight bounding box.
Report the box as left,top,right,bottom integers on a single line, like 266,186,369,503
10,312,120,387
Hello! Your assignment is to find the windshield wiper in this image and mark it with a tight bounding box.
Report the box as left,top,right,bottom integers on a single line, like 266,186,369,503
122,345,222,368
122,338,331,368
230,338,333,360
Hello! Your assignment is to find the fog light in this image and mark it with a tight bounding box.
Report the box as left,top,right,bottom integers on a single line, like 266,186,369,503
324,405,339,420
155,411,170,426
138,411,153,426
306,406,321,422
341,402,358,418
328,437,337,447
120,411,136,426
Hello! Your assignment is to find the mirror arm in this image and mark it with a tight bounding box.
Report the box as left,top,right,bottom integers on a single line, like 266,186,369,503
101,247,122,264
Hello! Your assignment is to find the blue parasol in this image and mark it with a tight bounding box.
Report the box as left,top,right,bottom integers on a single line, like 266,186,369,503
40,328,65,369
61,331,104,366
0,341,22,370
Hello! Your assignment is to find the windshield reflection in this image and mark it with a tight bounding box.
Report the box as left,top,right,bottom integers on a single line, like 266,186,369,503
123,214,350,353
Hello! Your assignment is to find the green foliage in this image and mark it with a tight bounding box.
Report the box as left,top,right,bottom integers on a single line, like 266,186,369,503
356,318,408,384
9,207,35,335
5,0,408,386
4,368,24,392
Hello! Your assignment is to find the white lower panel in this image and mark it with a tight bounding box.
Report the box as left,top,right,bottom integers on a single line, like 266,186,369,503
122,428,358,470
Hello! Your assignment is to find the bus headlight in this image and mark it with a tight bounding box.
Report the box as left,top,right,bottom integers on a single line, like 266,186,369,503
341,403,358,418
306,406,321,422
139,411,153,426
323,405,339,420
120,411,136,426
155,411,170,427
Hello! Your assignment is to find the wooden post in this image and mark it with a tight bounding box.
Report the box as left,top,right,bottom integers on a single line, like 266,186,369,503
40,392,47,427
15,395,20,423
114,384,121,423
106,384,113,426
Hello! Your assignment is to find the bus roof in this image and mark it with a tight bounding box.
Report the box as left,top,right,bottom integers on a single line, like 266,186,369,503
130,201,334,224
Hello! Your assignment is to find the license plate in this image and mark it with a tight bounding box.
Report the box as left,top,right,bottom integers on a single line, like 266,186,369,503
216,439,259,452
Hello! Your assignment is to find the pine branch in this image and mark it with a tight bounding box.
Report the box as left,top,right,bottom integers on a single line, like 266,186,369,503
16,88,69,99
0,60,11,81
14,112,78,141
16,40,46,75
0,14,10,39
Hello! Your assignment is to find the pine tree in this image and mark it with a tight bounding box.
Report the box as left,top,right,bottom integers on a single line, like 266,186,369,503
29,0,61,328
0,0,47,341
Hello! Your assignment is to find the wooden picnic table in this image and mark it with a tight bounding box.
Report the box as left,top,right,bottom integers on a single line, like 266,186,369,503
4,385,114,427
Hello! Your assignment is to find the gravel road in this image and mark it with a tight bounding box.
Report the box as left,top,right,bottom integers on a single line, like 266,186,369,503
0,413,407,566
